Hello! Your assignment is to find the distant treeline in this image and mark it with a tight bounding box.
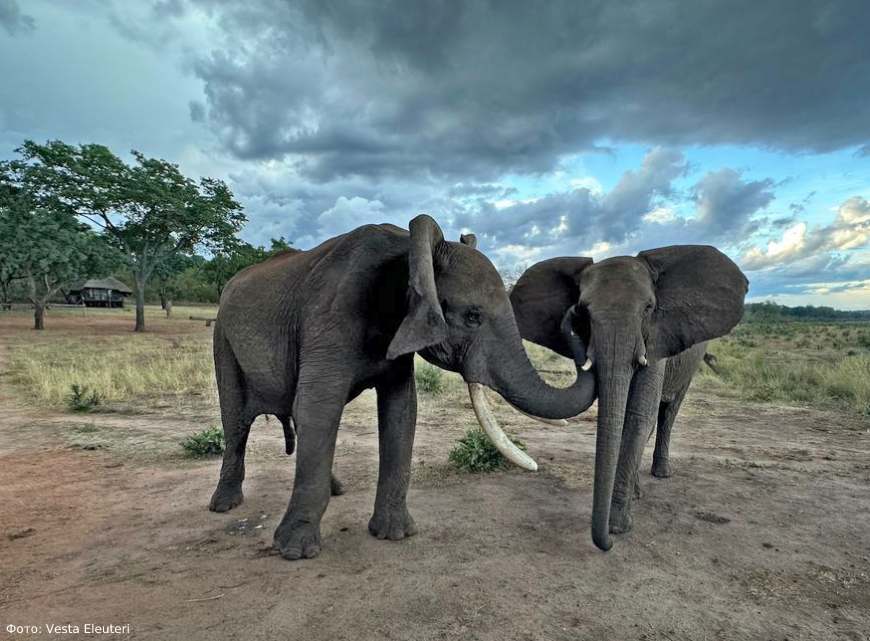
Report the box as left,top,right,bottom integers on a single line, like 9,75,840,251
743,302,870,322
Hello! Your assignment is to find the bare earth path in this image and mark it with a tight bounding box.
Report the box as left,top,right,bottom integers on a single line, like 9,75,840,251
1,335,869,640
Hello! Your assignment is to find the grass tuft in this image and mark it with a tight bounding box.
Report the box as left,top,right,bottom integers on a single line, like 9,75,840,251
67,384,102,412
448,427,527,473
181,426,225,458
415,362,446,395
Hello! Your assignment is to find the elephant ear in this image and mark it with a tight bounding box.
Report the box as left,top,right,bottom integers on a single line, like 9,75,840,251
509,257,593,359
639,245,748,360
386,214,449,359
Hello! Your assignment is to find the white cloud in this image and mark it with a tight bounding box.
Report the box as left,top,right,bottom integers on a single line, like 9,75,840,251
642,207,676,224
741,196,870,271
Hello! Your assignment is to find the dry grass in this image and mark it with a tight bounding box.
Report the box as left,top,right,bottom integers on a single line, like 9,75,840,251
4,305,868,418
2,305,217,408
8,333,215,406
698,321,870,416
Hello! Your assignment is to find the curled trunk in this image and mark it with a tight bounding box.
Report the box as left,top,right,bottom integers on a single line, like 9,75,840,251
486,325,596,421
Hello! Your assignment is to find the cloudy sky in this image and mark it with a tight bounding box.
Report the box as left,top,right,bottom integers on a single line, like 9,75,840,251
2,0,869,308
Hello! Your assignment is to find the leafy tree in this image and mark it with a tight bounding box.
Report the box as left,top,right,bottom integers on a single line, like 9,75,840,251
0,164,117,329
202,237,294,298
152,252,200,316
17,141,246,331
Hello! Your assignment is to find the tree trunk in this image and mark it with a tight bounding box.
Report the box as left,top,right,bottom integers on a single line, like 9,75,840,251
134,277,146,332
34,302,45,330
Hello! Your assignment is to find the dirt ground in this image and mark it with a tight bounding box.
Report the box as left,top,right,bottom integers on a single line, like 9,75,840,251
1,314,869,640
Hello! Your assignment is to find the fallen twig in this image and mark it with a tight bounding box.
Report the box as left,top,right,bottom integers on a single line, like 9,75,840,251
184,593,225,603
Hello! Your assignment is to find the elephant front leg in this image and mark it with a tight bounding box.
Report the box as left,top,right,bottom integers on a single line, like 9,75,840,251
273,379,347,561
610,362,665,535
369,357,418,541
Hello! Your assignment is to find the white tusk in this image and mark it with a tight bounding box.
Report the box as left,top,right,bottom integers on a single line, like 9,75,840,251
581,357,593,371
467,384,538,471
507,401,569,427
638,354,648,367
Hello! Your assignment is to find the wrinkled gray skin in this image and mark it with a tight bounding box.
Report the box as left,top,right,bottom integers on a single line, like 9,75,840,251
210,215,595,560
510,247,748,551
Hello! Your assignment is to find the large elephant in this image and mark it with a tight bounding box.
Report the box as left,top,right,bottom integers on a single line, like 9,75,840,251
509,246,747,551
209,215,595,560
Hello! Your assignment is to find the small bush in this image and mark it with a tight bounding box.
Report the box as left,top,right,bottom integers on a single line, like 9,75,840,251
448,428,527,473
416,363,446,395
181,426,225,458
67,384,101,412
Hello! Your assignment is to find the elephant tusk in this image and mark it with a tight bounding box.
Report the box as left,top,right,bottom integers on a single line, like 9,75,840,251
467,384,539,471
581,357,593,371
638,354,648,367
506,401,569,427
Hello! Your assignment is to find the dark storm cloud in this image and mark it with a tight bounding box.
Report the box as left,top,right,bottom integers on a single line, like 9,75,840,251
0,0,34,35
177,0,870,181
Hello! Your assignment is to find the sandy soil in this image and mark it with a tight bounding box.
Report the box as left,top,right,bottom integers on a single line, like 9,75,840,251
1,321,869,640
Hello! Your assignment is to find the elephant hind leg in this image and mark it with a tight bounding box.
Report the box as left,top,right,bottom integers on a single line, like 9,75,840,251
651,384,689,478
279,415,344,495
209,334,255,513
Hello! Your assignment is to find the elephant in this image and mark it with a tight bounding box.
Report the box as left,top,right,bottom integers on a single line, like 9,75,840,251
509,246,748,551
209,215,596,560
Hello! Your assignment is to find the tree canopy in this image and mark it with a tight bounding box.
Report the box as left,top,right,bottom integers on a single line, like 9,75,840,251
0,160,118,329
17,140,246,331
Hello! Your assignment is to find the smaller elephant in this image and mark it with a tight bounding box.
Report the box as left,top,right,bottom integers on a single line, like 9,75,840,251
510,246,748,550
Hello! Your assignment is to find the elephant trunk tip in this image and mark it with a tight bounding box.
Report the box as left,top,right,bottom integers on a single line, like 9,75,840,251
592,527,612,552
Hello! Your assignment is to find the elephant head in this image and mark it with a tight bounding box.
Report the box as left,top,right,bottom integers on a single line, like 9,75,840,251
386,215,597,469
510,246,748,549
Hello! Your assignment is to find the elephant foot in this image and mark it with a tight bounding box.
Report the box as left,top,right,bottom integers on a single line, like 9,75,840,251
330,474,345,496
651,459,672,478
368,506,418,541
274,519,322,560
609,503,634,534
208,483,244,513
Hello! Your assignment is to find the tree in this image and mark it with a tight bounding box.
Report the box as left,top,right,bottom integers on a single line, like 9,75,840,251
0,163,116,329
202,237,294,298
0,179,23,309
17,141,246,331
152,252,199,317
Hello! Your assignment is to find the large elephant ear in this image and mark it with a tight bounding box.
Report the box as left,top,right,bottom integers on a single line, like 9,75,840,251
509,257,593,359
386,215,449,359
639,245,748,360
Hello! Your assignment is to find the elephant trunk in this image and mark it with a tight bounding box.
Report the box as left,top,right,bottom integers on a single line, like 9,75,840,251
462,315,596,471
487,325,595,419
590,335,635,551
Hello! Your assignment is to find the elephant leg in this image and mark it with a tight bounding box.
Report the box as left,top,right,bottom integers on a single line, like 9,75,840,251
273,375,348,561
279,414,345,495
209,339,254,513
368,356,418,541
651,385,688,478
610,361,665,534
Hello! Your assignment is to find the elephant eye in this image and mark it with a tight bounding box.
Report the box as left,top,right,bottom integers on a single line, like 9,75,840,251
464,308,482,327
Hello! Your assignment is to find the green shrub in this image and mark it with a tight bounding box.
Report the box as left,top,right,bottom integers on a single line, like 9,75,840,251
416,362,446,395
181,426,225,458
67,383,101,412
448,428,527,473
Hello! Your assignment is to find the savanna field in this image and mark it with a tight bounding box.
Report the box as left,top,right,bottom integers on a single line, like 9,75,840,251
1,306,869,640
